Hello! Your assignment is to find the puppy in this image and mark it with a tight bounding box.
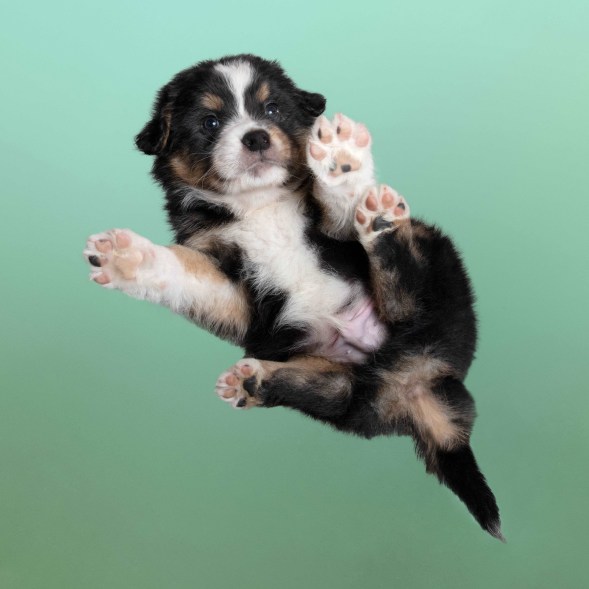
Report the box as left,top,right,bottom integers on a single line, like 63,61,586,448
84,54,502,539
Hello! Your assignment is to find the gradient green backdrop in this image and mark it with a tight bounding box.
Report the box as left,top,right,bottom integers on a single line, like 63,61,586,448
1,1,588,587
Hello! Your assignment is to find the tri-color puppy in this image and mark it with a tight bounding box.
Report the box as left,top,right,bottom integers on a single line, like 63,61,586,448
84,54,502,539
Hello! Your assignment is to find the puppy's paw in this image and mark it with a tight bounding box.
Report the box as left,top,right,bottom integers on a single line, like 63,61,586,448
307,113,374,191
84,229,156,289
355,185,410,245
215,359,264,409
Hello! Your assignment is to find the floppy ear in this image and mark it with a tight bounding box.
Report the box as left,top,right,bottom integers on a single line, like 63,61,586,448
297,89,326,117
135,84,176,155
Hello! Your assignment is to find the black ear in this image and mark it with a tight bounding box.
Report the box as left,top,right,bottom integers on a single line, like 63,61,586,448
135,83,176,155
297,89,326,117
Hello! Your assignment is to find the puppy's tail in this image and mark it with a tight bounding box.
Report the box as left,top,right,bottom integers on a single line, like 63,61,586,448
417,441,504,541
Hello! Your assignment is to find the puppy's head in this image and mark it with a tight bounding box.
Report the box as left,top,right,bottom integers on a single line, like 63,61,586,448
136,54,325,196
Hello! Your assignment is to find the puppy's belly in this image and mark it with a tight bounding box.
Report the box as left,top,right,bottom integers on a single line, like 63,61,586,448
311,298,386,364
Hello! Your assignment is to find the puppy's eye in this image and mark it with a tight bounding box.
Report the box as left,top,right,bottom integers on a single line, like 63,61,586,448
265,102,279,117
203,115,220,130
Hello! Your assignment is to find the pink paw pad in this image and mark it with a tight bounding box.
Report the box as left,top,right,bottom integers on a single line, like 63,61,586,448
308,113,372,180
355,185,410,241
215,359,262,409
84,229,147,285
317,116,333,144
335,113,353,140
115,231,132,249
354,124,370,148
310,142,327,161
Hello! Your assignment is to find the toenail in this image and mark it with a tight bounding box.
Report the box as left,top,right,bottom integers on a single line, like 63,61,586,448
341,164,351,173
88,255,101,267
236,398,246,408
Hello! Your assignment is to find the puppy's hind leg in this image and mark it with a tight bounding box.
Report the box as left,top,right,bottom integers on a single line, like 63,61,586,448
354,184,422,323
407,376,503,540
215,355,353,420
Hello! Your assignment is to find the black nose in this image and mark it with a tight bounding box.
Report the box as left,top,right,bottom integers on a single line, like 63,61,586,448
241,129,271,152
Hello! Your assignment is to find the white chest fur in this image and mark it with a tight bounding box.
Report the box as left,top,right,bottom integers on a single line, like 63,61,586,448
224,195,357,334
221,192,387,363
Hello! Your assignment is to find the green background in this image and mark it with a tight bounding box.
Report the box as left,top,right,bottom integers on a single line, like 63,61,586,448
1,1,588,587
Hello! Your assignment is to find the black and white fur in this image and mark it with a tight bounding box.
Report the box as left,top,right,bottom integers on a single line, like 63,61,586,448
84,54,502,539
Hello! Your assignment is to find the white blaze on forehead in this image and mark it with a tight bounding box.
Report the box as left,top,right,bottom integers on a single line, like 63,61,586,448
214,60,254,116
211,59,287,194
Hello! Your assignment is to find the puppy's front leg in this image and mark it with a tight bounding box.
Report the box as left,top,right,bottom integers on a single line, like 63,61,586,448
307,114,376,239
84,229,249,344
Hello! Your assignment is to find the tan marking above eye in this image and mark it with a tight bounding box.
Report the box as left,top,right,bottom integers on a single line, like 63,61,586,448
201,93,224,111
256,82,270,103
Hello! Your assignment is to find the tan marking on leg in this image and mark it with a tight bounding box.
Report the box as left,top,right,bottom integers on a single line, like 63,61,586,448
256,82,270,103
411,393,467,448
370,264,416,321
373,355,467,449
170,245,226,284
256,355,352,399
262,355,345,374
168,245,250,343
183,232,214,252
262,357,346,407
394,222,424,263
201,93,224,111
411,222,434,240
364,217,423,320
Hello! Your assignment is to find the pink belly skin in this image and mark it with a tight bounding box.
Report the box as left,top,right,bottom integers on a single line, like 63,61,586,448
311,298,387,364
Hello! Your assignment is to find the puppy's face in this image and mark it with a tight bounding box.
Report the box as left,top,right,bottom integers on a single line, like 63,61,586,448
136,55,325,196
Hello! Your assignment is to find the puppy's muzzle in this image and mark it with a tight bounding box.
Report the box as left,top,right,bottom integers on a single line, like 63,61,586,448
241,129,271,152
